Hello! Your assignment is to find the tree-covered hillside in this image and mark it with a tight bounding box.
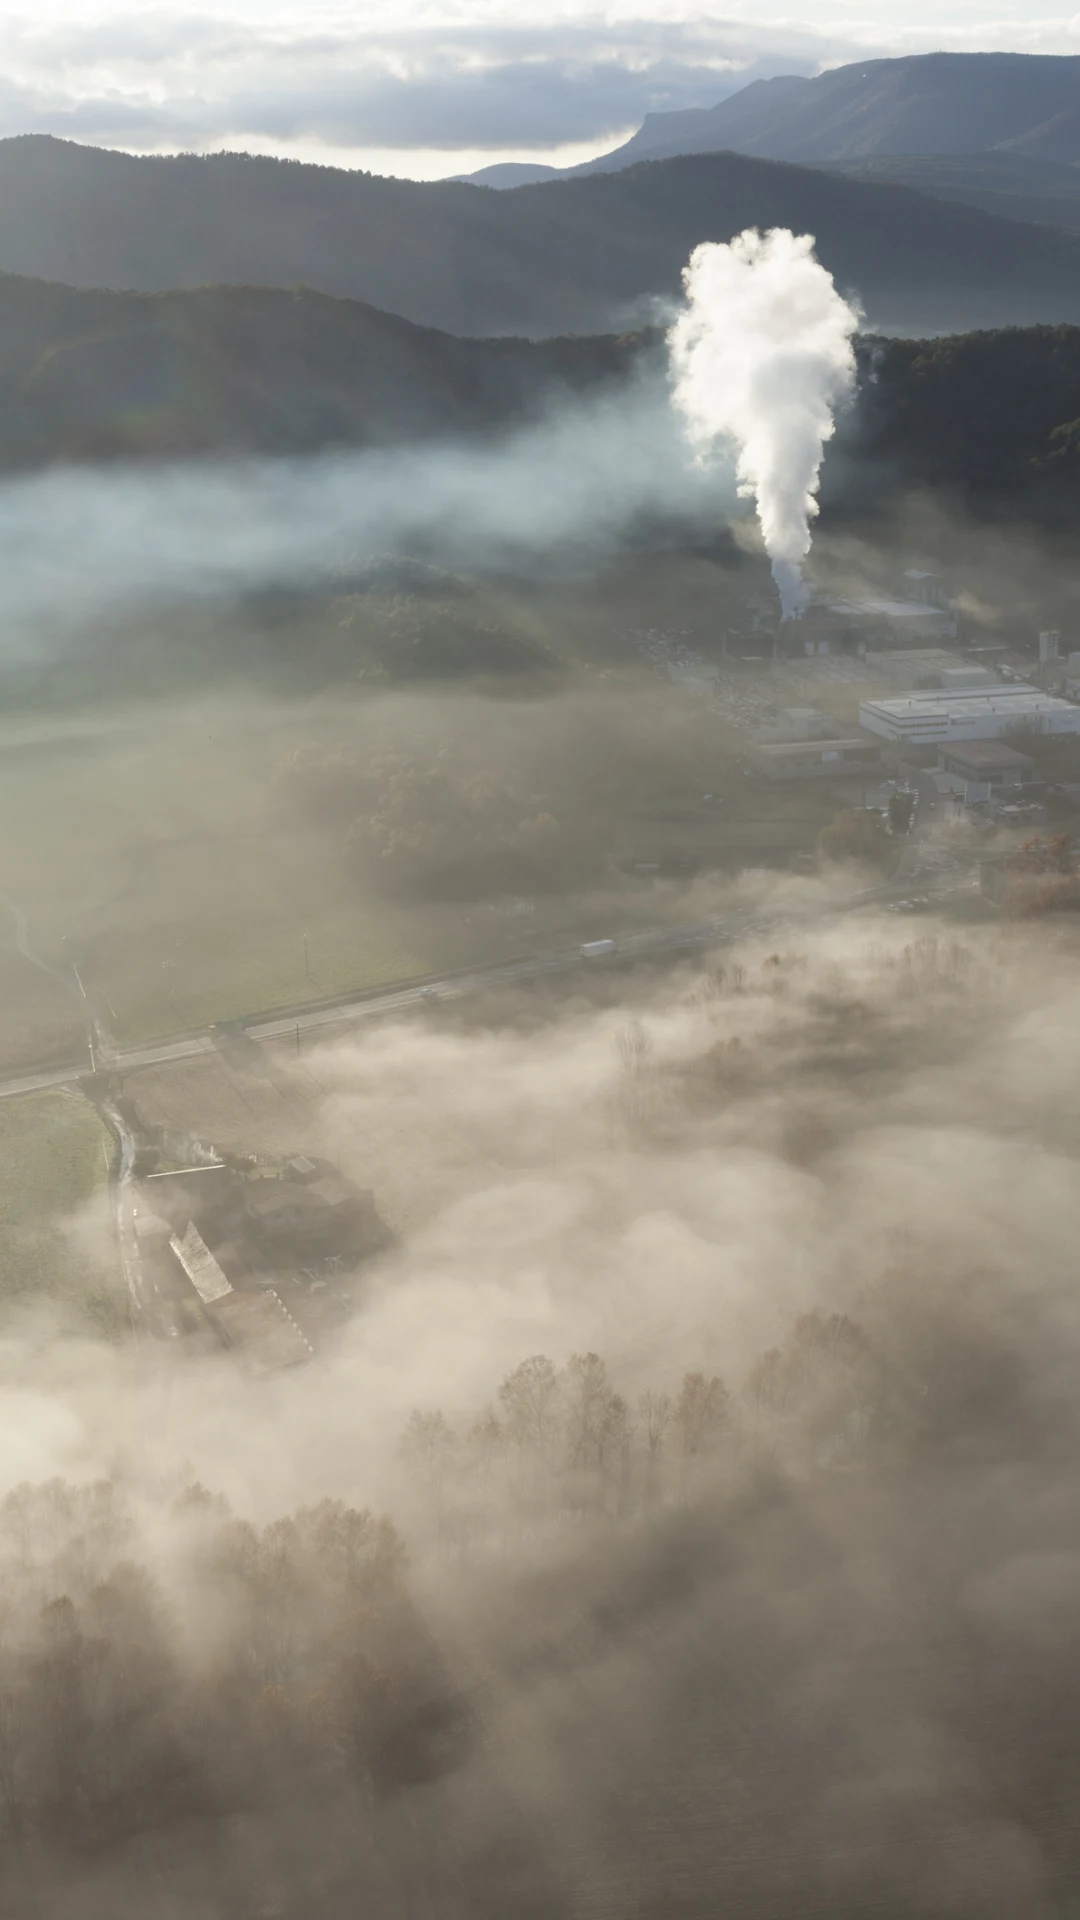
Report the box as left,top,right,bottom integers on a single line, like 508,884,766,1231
0,136,1076,337
0,275,645,468
857,325,1080,508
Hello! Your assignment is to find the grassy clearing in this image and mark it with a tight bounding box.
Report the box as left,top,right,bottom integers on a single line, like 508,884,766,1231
94,880,431,1043
0,943,85,1071
0,1091,124,1336
0,703,437,1052
0,673,840,1067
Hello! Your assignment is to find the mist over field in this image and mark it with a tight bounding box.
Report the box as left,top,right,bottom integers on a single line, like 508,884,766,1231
4,54,1080,1914
1,917,1080,1912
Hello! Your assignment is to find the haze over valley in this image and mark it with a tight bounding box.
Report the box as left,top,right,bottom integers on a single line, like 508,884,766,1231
4,16,1080,1920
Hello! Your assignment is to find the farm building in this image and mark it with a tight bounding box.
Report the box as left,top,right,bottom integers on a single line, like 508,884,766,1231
168,1220,312,1373
242,1162,387,1258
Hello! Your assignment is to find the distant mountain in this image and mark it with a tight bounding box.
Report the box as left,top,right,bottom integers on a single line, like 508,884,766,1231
0,274,645,470
579,77,813,174
0,137,1077,337
824,152,1080,237
453,162,560,188
584,53,1080,169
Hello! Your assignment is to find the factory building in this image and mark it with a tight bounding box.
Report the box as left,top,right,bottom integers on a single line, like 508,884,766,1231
750,738,881,780
859,686,1080,746
809,597,957,651
864,648,968,688
938,741,1035,796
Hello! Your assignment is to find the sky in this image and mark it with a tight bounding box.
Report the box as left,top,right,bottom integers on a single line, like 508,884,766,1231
2,1,1080,179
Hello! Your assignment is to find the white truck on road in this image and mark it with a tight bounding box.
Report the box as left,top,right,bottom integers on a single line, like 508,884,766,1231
581,939,617,959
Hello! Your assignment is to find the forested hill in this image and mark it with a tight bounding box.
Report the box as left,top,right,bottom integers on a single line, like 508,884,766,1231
824,154,1080,240
0,274,645,469
0,137,1078,337
856,325,1080,508
0,271,1078,519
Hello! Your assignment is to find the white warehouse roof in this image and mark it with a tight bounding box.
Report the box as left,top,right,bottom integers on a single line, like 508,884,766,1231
860,686,1080,745
170,1221,233,1306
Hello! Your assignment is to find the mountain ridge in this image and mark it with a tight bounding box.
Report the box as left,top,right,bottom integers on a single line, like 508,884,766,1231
572,53,1080,172
0,271,648,470
0,136,1075,338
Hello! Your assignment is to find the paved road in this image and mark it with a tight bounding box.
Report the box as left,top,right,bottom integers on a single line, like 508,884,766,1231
0,865,971,1107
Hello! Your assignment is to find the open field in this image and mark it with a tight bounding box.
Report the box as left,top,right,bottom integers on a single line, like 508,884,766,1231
0,938,86,1071
0,701,443,1054
0,1089,122,1334
0,667,844,1067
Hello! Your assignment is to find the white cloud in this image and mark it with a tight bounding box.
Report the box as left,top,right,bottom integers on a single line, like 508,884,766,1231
0,2,1074,174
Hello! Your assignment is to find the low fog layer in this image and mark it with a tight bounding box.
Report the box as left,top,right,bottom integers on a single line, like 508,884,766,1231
0,376,734,647
6,918,1080,1912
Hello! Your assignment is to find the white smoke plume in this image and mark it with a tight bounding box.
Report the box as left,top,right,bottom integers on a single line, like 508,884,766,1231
668,227,860,621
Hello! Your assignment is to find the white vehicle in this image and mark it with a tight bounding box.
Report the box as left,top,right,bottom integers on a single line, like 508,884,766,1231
581,939,617,959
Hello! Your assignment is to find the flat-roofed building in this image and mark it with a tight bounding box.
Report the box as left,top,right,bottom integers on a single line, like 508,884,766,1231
169,1221,232,1306
865,649,967,687
819,597,956,647
939,741,1035,792
860,686,1080,746
750,738,881,780
243,1167,386,1258
211,1290,313,1375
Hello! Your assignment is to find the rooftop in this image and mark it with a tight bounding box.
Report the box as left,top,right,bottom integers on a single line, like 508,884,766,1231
753,738,878,758
866,648,963,670
211,1290,314,1375
863,688,1073,722
824,598,947,622
308,1173,365,1210
940,741,1035,769
170,1222,232,1306
244,1167,361,1213
245,1184,318,1218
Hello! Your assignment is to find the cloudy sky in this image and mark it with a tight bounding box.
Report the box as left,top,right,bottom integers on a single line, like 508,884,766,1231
3,0,1079,178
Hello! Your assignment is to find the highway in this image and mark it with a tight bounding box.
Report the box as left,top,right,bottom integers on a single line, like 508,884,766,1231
0,859,972,1107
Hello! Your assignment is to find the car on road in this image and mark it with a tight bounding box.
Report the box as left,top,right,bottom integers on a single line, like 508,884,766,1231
419,986,439,1003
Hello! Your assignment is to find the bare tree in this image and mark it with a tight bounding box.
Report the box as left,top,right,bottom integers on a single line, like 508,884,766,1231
498,1355,559,1459
638,1389,671,1503
673,1372,730,1491
616,1020,652,1074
